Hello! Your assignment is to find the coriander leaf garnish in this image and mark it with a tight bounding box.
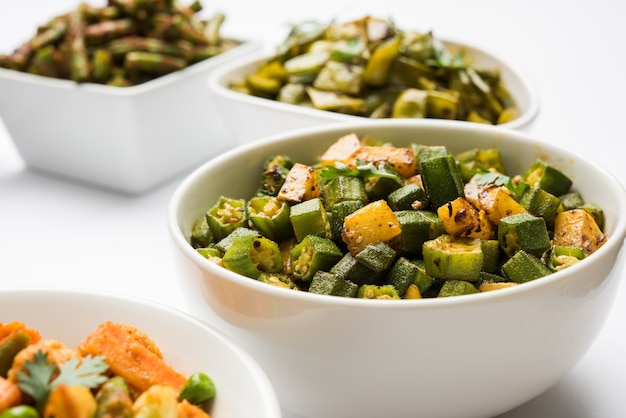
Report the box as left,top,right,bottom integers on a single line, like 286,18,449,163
17,350,109,409
17,351,55,409
55,355,109,388
474,172,529,196
319,160,401,181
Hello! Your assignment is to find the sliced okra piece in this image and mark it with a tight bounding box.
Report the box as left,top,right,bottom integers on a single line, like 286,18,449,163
190,213,212,248
258,273,299,290
363,162,404,201
498,212,551,258
206,196,247,241
308,271,358,298
330,252,381,285
478,271,508,284
410,258,435,295
290,235,343,282
258,155,295,196
329,200,364,243
543,245,587,272
355,241,397,273
392,210,444,257
558,192,584,211
215,227,260,253
519,186,563,226
419,154,465,210
320,175,368,209
414,144,450,162
422,234,484,282
290,197,331,242
247,196,294,243
196,245,223,264
455,148,507,182
357,284,400,300
522,160,573,196
437,280,479,298
481,239,501,273
222,235,283,279
387,183,429,211
501,250,552,283
383,257,421,297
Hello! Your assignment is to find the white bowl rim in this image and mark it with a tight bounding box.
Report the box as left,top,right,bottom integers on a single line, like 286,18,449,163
207,35,541,131
168,119,626,311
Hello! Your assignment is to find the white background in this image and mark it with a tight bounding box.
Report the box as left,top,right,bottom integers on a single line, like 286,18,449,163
1,1,625,417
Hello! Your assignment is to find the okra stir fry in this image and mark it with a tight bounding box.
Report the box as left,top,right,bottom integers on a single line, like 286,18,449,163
0,0,239,86
0,321,216,417
230,16,518,124
190,133,608,300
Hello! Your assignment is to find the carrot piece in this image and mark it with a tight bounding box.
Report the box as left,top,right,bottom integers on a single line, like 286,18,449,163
77,322,187,392
0,322,41,345
0,376,21,412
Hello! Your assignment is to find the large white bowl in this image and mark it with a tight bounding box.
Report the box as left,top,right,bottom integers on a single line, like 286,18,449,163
168,120,626,418
0,40,259,194
0,288,282,418
208,38,540,145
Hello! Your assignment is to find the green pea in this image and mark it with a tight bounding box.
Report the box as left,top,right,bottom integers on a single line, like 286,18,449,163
178,372,216,405
0,405,39,418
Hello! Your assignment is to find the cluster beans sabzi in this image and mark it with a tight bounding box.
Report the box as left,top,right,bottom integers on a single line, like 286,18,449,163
0,0,239,86
231,15,518,124
190,132,607,300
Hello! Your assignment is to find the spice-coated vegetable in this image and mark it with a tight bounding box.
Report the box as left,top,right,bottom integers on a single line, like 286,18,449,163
189,132,608,299
0,0,239,86
230,16,520,124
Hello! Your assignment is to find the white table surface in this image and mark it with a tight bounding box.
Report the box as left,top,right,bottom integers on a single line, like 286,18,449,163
1,1,625,417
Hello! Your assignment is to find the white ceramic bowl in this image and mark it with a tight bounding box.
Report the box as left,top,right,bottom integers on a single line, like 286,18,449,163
0,40,259,194
0,288,282,418
208,38,539,145
168,120,626,418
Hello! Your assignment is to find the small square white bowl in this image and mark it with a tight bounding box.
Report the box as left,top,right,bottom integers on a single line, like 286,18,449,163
208,38,540,145
0,40,260,194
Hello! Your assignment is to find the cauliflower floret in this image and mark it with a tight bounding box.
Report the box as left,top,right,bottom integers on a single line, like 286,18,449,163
7,339,79,383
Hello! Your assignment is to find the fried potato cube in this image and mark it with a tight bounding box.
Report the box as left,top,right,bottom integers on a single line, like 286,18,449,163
341,200,401,255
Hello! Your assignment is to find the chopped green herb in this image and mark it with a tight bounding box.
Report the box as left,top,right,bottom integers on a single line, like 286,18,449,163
17,350,109,409
474,172,529,196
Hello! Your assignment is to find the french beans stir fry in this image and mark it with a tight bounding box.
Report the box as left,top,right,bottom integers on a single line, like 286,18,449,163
0,0,239,86
231,16,519,124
